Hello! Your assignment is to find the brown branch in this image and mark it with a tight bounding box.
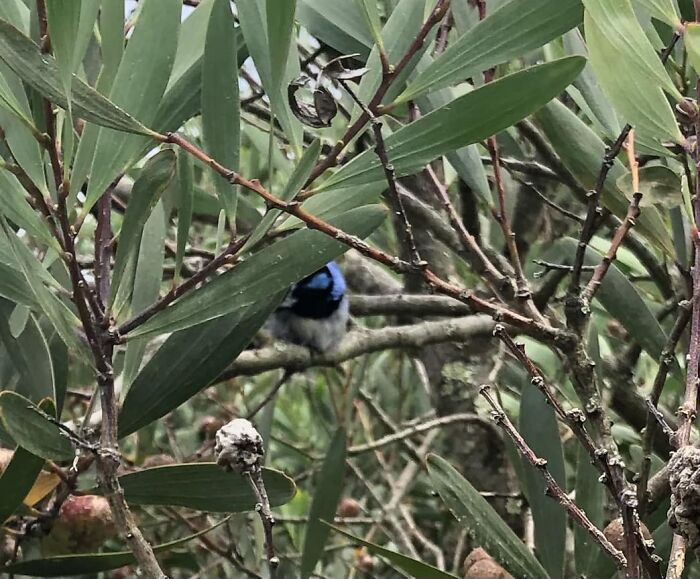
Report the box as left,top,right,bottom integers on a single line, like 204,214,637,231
479,385,627,569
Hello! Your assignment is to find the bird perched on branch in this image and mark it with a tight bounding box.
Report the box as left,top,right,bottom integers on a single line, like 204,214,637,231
266,261,349,353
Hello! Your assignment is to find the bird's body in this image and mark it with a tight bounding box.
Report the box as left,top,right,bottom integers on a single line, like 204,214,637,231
267,261,349,352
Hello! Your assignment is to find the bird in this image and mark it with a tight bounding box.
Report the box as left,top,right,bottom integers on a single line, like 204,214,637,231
266,261,349,353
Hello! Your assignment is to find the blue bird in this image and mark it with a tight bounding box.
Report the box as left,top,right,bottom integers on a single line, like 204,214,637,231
267,261,349,352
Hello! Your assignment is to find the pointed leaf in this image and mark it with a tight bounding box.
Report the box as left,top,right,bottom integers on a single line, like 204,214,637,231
0,392,73,461
117,463,296,511
583,1,683,147
685,22,700,78
399,0,583,103
83,0,180,215
4,517,230,577
0,298,54,402
0,168,56,247
634,0,682,27
301,428,347,579
267,0,296,93
118,298,280,437
174,148,194,283
0,18,150,134
0,446,45,524
574,444,606,577
127,204,386,338
297,0,372,58
519,379,566,579
110,150,175,311
318,57,586,192
202,0,240,224
327,524,458,578
534,99,674,255
427,454,550,579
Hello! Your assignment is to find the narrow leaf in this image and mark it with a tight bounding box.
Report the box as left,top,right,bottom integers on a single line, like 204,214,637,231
0,168,56,248
427,454,550,579
202,0,240,226
117,463,296,511
0,446,45,524
318,57,586,192
82,0,180,216
118,299,280,437
574,444,606,577
327,524,458,578
0,392,74,461
110,150,176,310
634,0,682,27
301,428,347,579
128,205,386,338
399,0,583,103
297,0,372,58
174,148,194,284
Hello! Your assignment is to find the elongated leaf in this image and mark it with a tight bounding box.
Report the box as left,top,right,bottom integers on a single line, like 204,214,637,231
1,220,86,355
128,204,386,338
519,379,566,579
83,0,180,215
399,0,583,103
0,19,149,134
634,0,682,27
301,428,347,579
202,0,240,225
583,1,683,147
318,57,585,192
298,0,372,58
563,29,620,138
0,262,37,307
534,99,674,255
118,298,280,437
110,150,175,311
4,518,230,577
117,463,295,511
574,444,606,577
0,392,73,461
0,298,54,402
0,446,44,524
174,148,194,283
0,0,29,33
243,139,321,252
121,203,165,393
0,168,55,247
267,0,296,93
685,22,700,77
329,524,457,578
427,454,550,579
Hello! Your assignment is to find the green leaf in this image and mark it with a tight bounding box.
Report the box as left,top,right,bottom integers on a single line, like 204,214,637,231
110,150,176,312
127,204,386,338
301,428,347,579
398,0,583,103
534,99,674,255
616,165,682,207
0,392,73,461
634,0,682,27
563,29,621,138
327,524,458,578
583,1,683,147
0,262,37,308
1,220,86,356
118,299,280,437
202,0,240,226
243,139,322,252
0,446,44,524
685,22,700,77
0,18,149,134
174,148,194,283
298,0,372,58
356,0,383,49
519,379,566,579
0,298,54,402
121,202,166,393
427,454,550,579
318,57,586,192
574,444,606,577
82,0,180,216
4,517,230,577
116,463,296,511
267,0,297,93
0,168,56,248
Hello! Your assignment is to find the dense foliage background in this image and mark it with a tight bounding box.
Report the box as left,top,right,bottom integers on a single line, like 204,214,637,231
1,0,700,578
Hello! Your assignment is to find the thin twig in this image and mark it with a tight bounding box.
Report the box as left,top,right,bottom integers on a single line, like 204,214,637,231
246,470,279,578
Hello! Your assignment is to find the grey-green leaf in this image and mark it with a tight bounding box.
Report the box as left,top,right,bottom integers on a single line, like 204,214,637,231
318,57,586,192
427,454,550,579
0,392,73,461
399,0,583,103
301,428,347,579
